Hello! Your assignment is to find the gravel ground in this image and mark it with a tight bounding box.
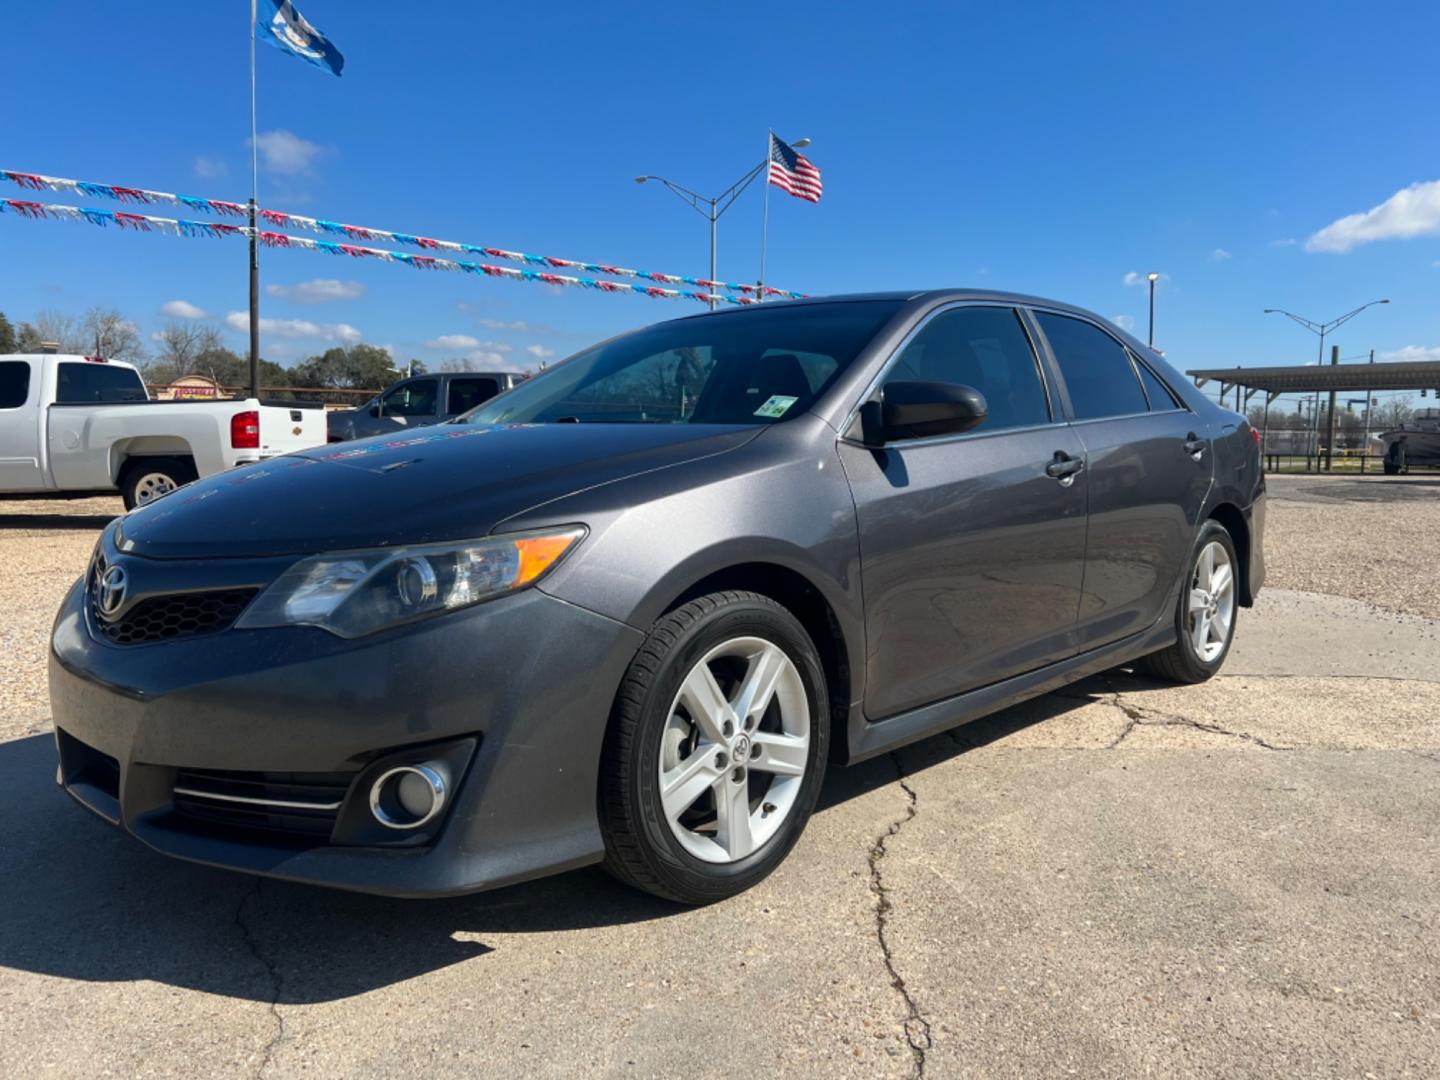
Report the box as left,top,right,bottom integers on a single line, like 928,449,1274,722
0,495,119,740
1262,473,1440,618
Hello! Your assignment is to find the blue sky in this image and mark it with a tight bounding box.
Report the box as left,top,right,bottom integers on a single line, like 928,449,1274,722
3,1,1439,389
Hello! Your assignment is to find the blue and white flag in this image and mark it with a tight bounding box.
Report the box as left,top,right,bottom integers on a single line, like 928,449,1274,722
256,0,345,77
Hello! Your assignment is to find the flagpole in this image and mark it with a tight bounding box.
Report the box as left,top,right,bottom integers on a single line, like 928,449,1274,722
758,129,771,304
247,0,261,399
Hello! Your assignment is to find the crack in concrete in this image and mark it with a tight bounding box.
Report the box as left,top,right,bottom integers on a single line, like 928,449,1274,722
1097,682,1290,751
234,880,286,1079
867,753,933,1077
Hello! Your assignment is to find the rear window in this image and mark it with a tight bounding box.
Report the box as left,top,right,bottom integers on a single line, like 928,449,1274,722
0,360,31,409
56,362,147,403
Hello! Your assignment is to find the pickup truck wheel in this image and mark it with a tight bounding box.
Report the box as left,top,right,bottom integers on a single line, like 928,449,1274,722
120,457,198,510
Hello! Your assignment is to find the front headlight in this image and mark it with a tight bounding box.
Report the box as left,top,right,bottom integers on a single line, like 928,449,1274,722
235,526,585,638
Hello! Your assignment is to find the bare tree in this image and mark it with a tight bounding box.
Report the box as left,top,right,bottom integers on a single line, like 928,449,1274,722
1373,396,1415,431
148,321,224,380
31,309,85,352
80,307,145,364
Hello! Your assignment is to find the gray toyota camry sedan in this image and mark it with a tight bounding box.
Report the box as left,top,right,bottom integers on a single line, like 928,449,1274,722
50,290,1265,904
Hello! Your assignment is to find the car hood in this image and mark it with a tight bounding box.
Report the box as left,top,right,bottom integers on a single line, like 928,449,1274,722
118,422,762,559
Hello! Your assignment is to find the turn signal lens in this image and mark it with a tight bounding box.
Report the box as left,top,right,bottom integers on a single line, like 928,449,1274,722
515,535,580,586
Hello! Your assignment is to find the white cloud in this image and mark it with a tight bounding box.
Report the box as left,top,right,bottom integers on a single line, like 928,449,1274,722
465,350,523,370
266,278,365,303
1210,248,1232,262
1307,180,1440,253
526,344,556,359
475,317,578,336
1123,271,1169,287
248,130,325,175
1112,315,1137,332
426,334,481,350
193,155,227,179
161,299,207,319
1379,345,1440,363
225,311,361,343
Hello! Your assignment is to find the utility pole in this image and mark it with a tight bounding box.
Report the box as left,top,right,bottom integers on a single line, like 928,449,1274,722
1361,349,1375,474
1324,344,1339,471
1147,272,1159,347
248,0,261,399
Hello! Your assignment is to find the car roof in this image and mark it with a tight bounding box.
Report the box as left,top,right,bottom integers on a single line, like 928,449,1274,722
675,288,1104,321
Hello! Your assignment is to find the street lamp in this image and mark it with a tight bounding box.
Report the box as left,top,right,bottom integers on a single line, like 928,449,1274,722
635,138,811,310
1263,299,1390,472
1146,272,1160,347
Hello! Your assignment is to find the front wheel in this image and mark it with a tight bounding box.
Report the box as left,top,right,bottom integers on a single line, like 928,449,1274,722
119,456,198,511
1135,521,1239,684
599,591,830,904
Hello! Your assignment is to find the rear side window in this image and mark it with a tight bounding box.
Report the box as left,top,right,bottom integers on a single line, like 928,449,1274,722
448,377,500,414
0,360,31,408
885,306,1050,432
1134,354,1180,410
1036,313,1150,420
55,362,147,403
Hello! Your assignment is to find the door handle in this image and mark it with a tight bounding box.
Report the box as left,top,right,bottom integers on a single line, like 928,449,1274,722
1045,451,1085,485
1183,433,1207,460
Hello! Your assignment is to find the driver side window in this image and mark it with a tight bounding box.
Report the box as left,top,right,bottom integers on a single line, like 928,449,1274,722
886,307,1051,432
380,378,438,418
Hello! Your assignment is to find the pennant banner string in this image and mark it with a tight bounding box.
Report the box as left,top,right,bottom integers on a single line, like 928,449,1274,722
1,169,806,299
0,199,758,307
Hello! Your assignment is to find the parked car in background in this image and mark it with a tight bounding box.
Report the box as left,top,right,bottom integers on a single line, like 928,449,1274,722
1379,407,1440,474
50,290,1264,904
326,370,523,442
0,354,326,509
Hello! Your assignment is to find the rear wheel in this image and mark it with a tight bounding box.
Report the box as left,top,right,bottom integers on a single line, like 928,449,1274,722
599,591,829,904
1135,520,1239,684
120,456,197,511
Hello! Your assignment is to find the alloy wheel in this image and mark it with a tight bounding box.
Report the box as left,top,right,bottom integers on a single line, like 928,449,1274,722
1186,540,1235,663
133,473,177,506
659,636,810,864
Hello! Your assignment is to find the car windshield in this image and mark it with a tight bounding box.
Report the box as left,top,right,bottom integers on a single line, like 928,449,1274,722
462,300,903,425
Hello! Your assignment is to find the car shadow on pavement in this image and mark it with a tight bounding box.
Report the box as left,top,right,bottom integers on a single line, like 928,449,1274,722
0,685,1099,1005
0,513,119,531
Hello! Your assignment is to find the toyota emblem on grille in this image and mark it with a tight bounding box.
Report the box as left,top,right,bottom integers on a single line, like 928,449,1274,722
98,564,128,618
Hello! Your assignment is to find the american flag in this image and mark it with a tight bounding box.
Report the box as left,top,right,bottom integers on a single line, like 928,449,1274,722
768,134,823,203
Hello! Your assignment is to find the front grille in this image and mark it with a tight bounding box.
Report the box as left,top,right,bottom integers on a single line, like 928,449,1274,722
94,588,258,646
172,767,356,844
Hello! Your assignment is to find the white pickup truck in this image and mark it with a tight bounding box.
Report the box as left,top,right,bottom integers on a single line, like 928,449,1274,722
0,354,326,509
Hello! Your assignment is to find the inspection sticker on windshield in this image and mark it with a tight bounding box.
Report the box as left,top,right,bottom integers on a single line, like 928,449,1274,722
754,395,798,418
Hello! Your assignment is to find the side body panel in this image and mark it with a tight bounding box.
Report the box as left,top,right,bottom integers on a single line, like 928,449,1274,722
837,426,1089,718
0,356,44,490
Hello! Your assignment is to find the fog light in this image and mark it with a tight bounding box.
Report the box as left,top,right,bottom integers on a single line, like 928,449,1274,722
369,763,447,829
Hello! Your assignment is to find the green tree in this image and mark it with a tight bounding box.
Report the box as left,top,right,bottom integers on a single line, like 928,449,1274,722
0,311,15,353
15,322,42,352
291,344,396,390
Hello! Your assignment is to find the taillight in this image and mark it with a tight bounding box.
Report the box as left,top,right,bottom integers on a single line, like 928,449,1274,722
231,410,260,449
1249,427,1262,448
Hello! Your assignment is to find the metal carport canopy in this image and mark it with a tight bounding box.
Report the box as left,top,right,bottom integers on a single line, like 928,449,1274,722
1185,361,1440,394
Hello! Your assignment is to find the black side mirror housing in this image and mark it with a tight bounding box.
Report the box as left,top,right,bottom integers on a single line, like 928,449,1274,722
863,381,988,444
369,403,381,418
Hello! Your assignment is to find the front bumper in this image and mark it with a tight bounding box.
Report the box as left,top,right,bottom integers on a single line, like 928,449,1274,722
49,577,642,897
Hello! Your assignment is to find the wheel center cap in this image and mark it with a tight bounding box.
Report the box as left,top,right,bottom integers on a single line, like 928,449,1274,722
731,733,751,763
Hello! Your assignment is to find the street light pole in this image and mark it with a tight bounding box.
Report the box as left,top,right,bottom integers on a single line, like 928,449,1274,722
1263,299,1390,472
1147,271,1159,347
635,138,810,311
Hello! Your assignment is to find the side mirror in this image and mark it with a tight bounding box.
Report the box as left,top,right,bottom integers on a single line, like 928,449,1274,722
369,403,381,418
865,381,988,444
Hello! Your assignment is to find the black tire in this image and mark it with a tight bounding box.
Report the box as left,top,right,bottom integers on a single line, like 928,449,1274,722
119,456,198,511
599,590,830,904
1134,520,1239,684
